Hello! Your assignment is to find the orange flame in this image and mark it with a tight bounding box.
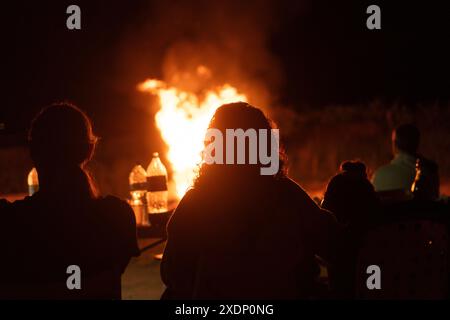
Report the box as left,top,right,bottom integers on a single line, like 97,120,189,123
138,67,247,198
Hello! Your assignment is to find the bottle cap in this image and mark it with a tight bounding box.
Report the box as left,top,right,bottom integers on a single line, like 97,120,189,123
153,152,159,157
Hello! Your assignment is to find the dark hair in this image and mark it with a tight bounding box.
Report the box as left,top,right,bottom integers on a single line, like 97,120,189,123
29,102,99,197
194,102,287,189
340,161,367,179
322,160,378,224
394,124,420,155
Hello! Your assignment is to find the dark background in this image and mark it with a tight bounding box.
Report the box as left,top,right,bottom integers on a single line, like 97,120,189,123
2,1,450,137
1,0,450,196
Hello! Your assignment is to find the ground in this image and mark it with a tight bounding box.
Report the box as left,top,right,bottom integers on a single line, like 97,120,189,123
122,240,166,300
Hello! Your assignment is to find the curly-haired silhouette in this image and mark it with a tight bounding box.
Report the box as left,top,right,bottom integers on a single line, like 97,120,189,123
161,102,338,299
0,103,139,299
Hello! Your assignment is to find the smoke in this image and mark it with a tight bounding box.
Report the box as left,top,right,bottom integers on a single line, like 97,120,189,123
102,0,290,197
118,0,284,109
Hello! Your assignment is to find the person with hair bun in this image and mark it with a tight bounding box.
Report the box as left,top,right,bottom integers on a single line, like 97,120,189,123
0,103,140,299
322,160,380,298
322,161,379,225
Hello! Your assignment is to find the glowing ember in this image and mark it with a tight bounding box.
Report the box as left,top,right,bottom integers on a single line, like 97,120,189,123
138,68,247,198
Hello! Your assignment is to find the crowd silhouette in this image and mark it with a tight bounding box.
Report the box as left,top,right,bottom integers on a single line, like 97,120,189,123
0,101,448,299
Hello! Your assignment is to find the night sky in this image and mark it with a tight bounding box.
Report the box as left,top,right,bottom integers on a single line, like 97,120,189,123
1,0,450,142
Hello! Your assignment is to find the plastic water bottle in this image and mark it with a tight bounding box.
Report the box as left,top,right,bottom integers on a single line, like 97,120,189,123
27,167,39,196
129,164,149,226
146,152,168,213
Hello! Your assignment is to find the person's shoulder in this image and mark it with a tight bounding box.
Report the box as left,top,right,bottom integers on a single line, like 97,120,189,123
373,159,415,191
374,163,397,176
179,187,205,207
168,188,201,229
180,188,196,201
172,188,198,215
94,195,138,235
277,176,311,199
92,195,140,258
278,177,338,225
7,195,35,212
95,195,133,213
372,163,399,184
275,176,325,212
94,195,136,225
98,194,130,206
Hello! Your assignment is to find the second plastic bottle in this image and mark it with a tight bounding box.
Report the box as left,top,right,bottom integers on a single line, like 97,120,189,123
146,152,169,213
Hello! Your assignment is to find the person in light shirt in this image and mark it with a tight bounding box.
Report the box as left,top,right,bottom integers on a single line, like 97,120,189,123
372,124,424,193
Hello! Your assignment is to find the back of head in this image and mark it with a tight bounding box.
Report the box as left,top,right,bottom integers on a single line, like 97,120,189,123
209,102,271,132
322,161,378,224
194,101,286,191
29,102,98,197
29,102,97,168
191,102,289,243
393,124,420,155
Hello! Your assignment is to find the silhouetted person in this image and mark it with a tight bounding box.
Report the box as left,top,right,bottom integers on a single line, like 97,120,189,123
0,103,139,299
161,102,338,299
372,124,439,197
321,161,380,298
322,161,379,226
411,158,440,201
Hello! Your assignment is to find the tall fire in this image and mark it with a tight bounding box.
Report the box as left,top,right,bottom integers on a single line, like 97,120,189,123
138,66,247,199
